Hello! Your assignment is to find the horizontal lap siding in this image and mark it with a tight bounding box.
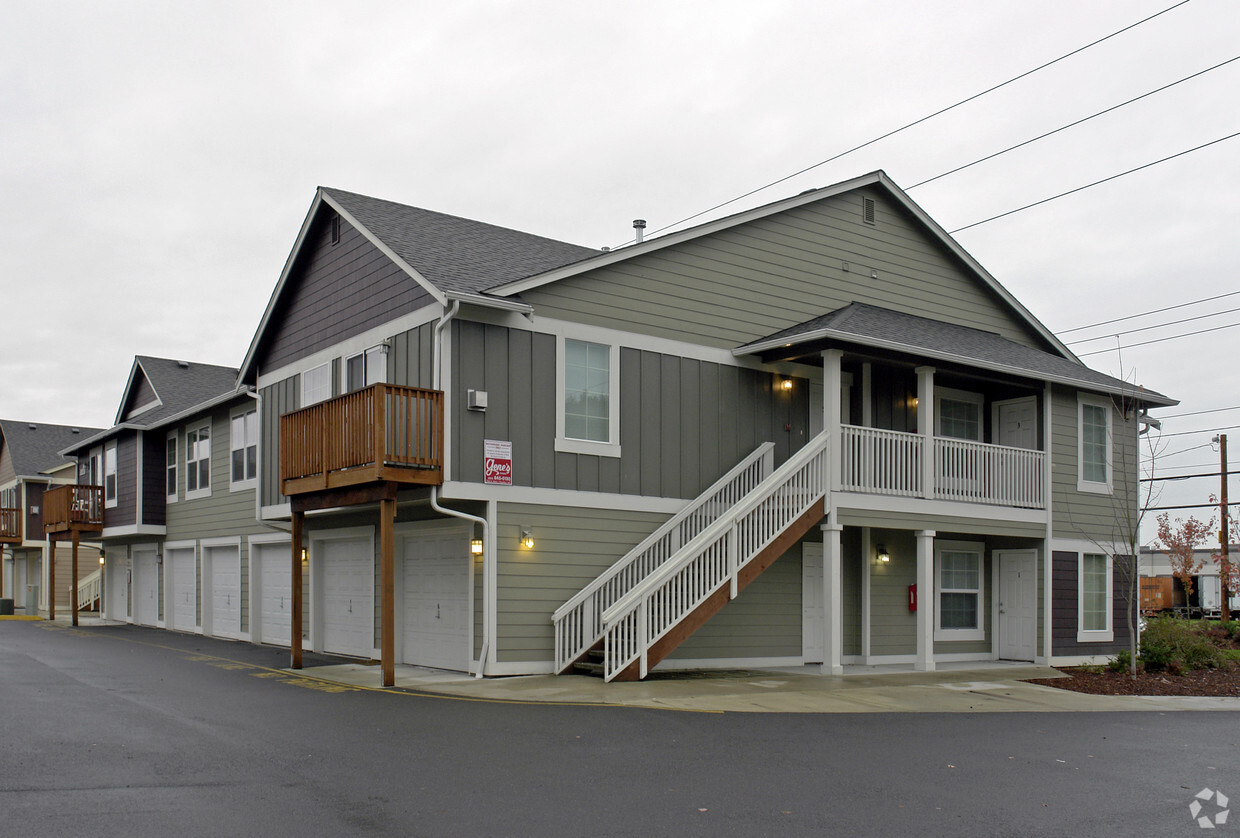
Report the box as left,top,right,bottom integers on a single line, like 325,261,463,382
257,214,434,372
1052,551,1135,655
522,190,1045,350
452,321,808,497
842,528,863,656
494,503,670,662
869,530,917,655
104,431,139,529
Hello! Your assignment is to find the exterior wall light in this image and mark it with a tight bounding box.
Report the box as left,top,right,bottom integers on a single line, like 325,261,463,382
520,528,534,549
99,555,105,566
876,545,890,563
780,378,793,391
470,538,484,555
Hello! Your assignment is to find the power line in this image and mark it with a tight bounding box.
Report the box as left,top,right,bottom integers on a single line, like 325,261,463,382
610,0,1194,247
1154,424,1240,439
949,130,1240,233
1060,289,1240,334
1066,306,1240,344
908,53,1240,190
1154,406,1240,420
1075,320,1240,356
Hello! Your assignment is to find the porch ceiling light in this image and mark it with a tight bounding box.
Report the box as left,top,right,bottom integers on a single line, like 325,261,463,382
876,545,890,563
520,528,534,550
470,538,484,555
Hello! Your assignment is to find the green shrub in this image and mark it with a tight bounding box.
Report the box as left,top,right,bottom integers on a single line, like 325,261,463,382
1108,649,1132,673
1139,616,1224,672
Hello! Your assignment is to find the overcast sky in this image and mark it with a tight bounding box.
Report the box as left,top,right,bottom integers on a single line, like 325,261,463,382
2,0,1236,541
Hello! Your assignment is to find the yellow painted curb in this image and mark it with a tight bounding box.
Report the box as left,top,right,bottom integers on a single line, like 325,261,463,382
0,615,44,621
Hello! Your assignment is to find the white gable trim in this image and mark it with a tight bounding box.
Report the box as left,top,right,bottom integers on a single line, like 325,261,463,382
114,358,164,427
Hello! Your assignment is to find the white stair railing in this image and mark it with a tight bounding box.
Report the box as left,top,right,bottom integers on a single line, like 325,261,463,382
552,442,776,673
77,569,102,611
600,431,830,681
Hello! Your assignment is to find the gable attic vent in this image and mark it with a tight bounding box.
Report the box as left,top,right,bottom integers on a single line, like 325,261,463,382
330,214,341,245
177,360,190,368
862,196,876,225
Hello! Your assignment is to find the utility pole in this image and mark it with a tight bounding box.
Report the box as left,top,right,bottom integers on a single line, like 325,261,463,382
1217,434,1230,623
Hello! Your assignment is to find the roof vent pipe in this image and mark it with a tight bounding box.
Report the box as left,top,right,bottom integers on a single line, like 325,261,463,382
633,219,646,244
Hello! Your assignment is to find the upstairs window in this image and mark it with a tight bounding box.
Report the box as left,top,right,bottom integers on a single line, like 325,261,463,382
345,345,388,393
166,432,178,502
104,442,117,508
936,389,983,441
186,422,211,499
302,363,331,407
555,335,621,457
230,409,258,487
1077,395,1112,493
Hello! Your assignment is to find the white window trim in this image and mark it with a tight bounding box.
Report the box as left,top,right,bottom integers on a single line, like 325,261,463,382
104,441,118,509
185,420,212,501
1077,552,1114,643
301,362,332,408
555,333,621,458
935,387,984,441
165,430,178,504
934,539,986,642
229,408,258,492
1076,393,1113,494
343,344,389,394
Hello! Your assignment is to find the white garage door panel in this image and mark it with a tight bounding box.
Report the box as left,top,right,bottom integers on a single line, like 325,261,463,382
401,531,469,671
258,544,292,648
134,548,159,626
169,548,197,633
321,538,373,658
209,546,241,639
107,558,129,622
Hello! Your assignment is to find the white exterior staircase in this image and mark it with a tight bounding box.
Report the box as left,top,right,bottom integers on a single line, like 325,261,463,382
76,569,102,612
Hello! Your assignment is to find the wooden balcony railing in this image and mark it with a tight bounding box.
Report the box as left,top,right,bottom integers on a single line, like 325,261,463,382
0,507,21,542
43,485,104,534
280,383,444,496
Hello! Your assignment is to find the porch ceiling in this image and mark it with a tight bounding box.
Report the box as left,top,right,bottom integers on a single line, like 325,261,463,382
735,303,1176,407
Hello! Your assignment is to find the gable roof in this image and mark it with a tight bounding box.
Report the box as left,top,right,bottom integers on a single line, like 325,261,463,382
736,302,1176,407
66,357,244,454
237,188,599,383
0,420,105,479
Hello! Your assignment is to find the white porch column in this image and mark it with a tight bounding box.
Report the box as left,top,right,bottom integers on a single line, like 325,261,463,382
915,529,936,672
822,350,843,492
916,366,935,499
819,521,844,675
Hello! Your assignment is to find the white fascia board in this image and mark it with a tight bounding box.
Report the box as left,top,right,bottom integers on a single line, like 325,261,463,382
60,389,253,458
101,525,167,538
445,290,533,314
736,327,1177,407
439,481,686,514
113,357,147,427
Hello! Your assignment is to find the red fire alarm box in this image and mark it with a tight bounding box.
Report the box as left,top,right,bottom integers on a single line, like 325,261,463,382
908,583,917,612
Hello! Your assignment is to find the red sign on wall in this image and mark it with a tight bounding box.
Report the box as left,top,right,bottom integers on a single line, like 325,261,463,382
484,439,512,486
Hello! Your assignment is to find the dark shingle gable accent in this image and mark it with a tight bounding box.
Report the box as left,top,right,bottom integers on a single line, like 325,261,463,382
0,420,106,477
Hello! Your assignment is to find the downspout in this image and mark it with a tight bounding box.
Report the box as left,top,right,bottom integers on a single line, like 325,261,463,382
429,300,492,678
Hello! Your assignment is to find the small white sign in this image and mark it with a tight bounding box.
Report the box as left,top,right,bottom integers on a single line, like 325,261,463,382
484,439,512,486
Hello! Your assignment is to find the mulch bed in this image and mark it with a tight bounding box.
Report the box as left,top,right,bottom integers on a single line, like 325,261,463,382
1027,663,1240,697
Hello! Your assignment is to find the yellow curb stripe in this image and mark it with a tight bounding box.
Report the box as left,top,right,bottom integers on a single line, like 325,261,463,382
0,615,44,621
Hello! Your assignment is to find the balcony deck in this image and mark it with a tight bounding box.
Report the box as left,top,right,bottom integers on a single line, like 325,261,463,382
280,383,444,497
42,485,104,536
0,507,20,543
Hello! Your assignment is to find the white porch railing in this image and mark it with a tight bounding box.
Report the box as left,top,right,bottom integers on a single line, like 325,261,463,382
552,442,776,673
839,424,1046,509
600,431,830,681
77,569,102,611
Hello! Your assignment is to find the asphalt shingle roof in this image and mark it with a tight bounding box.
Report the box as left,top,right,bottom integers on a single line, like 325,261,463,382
739,302,1176,406
122,356,240,428
0,420,105,477
323,188,599,295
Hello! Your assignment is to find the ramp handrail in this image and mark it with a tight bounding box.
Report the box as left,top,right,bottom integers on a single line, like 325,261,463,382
552,442,775,673
600,431,830,681
77,568,102,611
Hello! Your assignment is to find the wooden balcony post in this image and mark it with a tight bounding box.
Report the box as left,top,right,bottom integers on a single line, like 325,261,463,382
48,541,56,621
373,385,386,481
291,510,304,670
380,495,395,688
71,531,79,627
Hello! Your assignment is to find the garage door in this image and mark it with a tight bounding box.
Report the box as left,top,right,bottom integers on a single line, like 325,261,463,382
168,547,197,633
256,542,292,647
207,545,241,639
401,528,469,671
320,537,373,658
133,546,159,626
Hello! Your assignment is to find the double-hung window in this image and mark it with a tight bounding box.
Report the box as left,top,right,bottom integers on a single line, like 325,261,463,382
345,345,388,393
230,409,258,487
935,541,985,641
302,363,331,407
1077,394,1112,493
1078,552,1113,642
556,336,621,457
103,442,118,508
166,432,178,503
936,389,983,441
186,422,211,499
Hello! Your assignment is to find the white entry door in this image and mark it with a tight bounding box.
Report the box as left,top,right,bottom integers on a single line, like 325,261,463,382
997,550,1037,661
133,546,159,626
207,545,241,639
802,543,824,663
256,542,292,647
995,397,1037,450
400,526,470,671
107,555,130,621
319,535,374,658
168,547,197,633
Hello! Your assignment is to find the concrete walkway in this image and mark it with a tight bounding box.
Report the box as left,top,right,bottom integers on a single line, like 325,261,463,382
296,659,1240,713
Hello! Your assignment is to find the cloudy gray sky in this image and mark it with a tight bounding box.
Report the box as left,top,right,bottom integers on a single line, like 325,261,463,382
3,0,1237,539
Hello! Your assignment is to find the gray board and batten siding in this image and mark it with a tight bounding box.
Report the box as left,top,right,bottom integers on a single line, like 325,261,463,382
518,188,1054,354
254,211,435,374
451,319,810,499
